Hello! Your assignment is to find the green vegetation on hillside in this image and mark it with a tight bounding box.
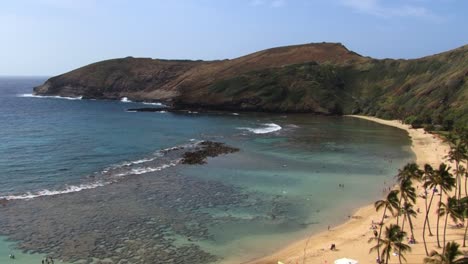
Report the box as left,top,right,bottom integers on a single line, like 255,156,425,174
202,45,468,129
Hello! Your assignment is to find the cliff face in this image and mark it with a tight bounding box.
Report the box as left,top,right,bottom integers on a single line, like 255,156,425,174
34,42,468,127
34,58,204,101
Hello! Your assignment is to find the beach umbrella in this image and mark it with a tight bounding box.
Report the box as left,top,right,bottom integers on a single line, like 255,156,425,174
334,258,358,264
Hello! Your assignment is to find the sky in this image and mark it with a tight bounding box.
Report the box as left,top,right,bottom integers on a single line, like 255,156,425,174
1,0,467,76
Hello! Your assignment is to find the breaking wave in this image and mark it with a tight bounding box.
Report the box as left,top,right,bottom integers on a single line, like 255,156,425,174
114,161,180,177
18,94,83,100
0,182,106,200
238,123,282,134
142,102,165,106
120,97,131,103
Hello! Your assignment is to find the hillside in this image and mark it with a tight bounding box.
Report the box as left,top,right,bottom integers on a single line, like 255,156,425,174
34,42,468,128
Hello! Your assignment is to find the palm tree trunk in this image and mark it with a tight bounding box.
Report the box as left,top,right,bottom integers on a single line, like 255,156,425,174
397,196,403,225
456,160,461,199
425,185,433,235
465,160,468,197
385,245,391,264
463,219,468,247
464,172,467,198
407,211,416,242
399,214,407,264
436,190,443,248
443,213,449,254
423,191,436,255
377,206,388,260
401,212,407,233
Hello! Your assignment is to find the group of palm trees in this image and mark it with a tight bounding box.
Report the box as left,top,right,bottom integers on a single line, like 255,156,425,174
369,129,468,264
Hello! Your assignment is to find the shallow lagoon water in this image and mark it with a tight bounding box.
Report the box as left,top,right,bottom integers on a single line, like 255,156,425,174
0,78,413,263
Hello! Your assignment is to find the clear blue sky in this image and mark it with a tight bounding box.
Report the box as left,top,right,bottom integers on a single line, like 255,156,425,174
1,0,467,76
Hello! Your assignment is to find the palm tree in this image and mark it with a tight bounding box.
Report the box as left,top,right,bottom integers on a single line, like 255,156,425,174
399,201,417,263
395,163,421,225
370,224,411,264
396,179,417,225
397,163,423,183
401,201,417,242
438,196,462,254
447,140,467,200
374,190,400,259
434,163,456,249
423,164,435,237
459,166,467,198
460,197,468,247
454,129,468,197
423,164,438,255
424,242,465,264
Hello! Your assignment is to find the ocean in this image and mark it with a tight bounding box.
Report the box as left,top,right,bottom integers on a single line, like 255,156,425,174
0,77,414,264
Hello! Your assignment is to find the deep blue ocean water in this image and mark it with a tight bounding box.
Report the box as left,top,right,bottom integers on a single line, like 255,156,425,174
0,77,415,263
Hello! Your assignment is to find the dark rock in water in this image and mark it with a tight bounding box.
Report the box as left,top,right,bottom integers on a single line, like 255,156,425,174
127,107,169,112
127,107,204,115
181,141,239,165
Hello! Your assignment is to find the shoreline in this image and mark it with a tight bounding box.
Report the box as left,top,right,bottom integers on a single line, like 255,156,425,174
245,115,457,264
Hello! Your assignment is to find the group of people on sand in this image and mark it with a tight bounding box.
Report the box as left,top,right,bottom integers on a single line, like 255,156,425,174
42,257,54,264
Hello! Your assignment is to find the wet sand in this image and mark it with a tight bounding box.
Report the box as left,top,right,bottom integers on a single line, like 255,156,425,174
245,115,463,264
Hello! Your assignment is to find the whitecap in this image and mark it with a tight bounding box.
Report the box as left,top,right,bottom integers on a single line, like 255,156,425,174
232,113,240,116
0,182,106,200
114,161,180,177
18,94,83,100
142,102,166,106
237,123,282,134
120,97,131,103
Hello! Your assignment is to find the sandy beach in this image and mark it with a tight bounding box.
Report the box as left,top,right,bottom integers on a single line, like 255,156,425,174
245,115,465,264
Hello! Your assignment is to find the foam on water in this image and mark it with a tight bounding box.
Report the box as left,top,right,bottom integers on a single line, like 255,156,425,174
0,182,106,200
142,102,165,106
18,94,83,100
120,97,131,103
114,160,180,177
238,123,282,134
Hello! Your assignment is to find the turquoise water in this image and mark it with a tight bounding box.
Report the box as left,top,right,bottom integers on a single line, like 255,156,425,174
0,238,46,264
0,77,414,263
